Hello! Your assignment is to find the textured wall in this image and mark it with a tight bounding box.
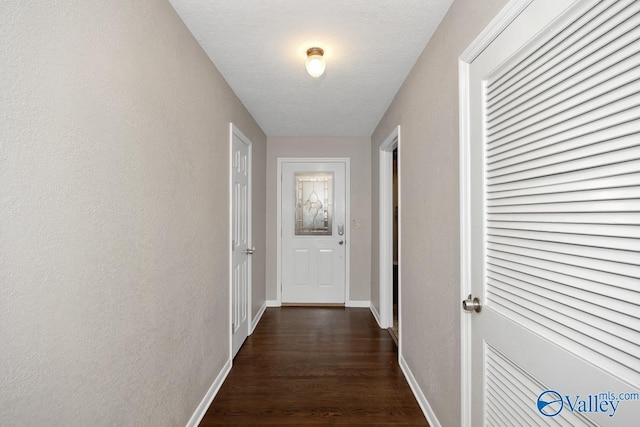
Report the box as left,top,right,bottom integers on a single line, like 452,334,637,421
0,1,265,425
370,0,508,425
266,137,371,303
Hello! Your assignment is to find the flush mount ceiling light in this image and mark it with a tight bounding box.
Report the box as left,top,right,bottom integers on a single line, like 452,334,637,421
305,47,326,78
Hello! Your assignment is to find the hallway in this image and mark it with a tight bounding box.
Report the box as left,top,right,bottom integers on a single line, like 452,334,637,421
200,307,428,426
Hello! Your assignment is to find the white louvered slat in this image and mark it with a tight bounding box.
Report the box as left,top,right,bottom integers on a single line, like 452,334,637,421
484,2,640,387
488,249,640,299
487,212,639,225
484,119,640,176
488,261,640,323
488,57,640,137
488,131,640,176
488,274,640,351
488,61,640,144
488,111,640,162
488,171,640,199
487,1,640,113
488,187,640,208
489,227,640,252
486,0,634,101
485,345,597,427
486,382,539,427
488,199,640,214
488,241,640,279
487,221,640,239
488,158,640,192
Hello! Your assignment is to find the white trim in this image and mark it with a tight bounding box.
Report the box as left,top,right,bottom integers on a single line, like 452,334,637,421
370,302,383,328
250,301,266,334
458,2,533,426
378,126,400,329
230,123,253,359
400,355,441,427
276,158,282,304
345,159,351,305
346,300,370,308
228,124,234,362
459,0,533,63
458,58,473,427
276,157,351,305
266,300,281,307
185,359,232,427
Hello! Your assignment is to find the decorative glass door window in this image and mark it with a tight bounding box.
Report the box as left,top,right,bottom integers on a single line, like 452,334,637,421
294,172,333,236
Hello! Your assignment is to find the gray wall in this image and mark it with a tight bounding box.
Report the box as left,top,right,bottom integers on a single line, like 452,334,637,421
266,137,371,303
370,0,508,425
0,1,266,425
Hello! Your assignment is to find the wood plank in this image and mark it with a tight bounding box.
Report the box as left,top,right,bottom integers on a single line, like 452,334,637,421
199,307,428,426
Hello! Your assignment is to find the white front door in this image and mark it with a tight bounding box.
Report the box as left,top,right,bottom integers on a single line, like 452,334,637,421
280,159,347,304
463,1,640,425
231,126,251,358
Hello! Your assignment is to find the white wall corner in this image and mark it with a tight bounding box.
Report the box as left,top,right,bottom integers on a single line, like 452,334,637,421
266,300,281,307
369,302,384,328
185,358,232,427
250,302,267,334
399,355,442,427
346,300,370,308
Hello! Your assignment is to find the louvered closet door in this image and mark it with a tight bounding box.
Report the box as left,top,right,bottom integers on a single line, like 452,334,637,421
468,1,640,425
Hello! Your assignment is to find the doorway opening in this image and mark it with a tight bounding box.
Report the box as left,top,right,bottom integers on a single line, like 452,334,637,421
379,126,400,345
392,148,399,341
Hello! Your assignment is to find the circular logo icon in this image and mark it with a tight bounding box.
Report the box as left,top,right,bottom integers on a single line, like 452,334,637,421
537,390,563,417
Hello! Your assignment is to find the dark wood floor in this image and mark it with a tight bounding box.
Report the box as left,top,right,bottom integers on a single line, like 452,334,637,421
200,307,428,426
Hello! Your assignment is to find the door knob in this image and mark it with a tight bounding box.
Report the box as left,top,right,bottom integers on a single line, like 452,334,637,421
245,247,255,255
338,240,344,245
462,294,481,313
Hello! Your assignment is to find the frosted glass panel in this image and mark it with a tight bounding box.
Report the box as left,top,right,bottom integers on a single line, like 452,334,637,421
295,172,333,236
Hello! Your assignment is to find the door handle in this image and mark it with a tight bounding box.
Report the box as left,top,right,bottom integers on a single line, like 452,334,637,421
462,294,482,313
245,247,255,255
338,240,344,245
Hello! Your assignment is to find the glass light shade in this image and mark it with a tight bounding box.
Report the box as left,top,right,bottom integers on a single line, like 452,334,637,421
305,49,326,78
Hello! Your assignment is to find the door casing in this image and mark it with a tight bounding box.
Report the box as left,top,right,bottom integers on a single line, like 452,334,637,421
376,126,401,332
459,3,536,422
276,157,350,305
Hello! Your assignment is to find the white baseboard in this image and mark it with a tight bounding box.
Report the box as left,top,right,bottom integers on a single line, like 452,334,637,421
250,301,267,334
266,300,281,307
346,300,370,308
185,358,232,427
399,355,441,427
370,303,384,328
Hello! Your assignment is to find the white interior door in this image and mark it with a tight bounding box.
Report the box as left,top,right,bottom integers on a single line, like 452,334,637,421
231,126,251,358
463,1,640,425
280,160,347,304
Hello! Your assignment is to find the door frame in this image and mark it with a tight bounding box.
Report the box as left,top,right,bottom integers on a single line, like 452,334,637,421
458,1,534,425
378,126,401,330
229,123,252,360
276,157,351,305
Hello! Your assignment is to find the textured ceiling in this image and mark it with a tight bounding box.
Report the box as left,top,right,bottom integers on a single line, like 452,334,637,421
168,0,453,136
